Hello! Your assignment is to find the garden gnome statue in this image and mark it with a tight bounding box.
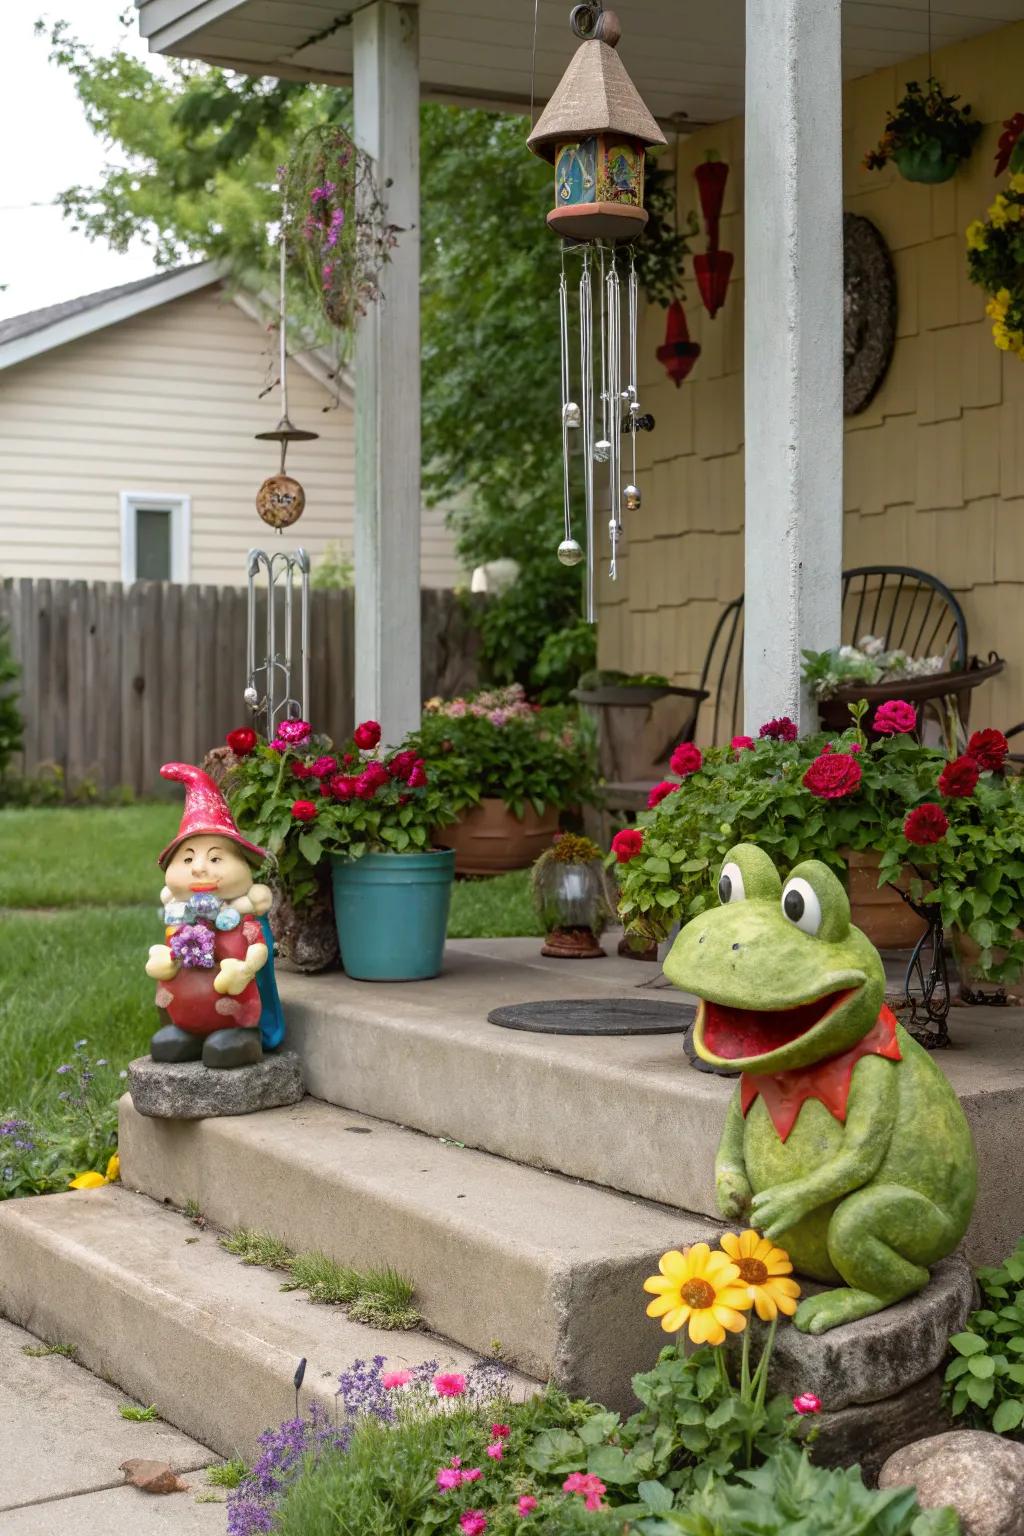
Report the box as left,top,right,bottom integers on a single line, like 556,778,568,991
146,763,285,1069
665,844,977,1334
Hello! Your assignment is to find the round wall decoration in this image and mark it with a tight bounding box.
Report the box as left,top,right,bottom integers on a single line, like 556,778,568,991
843,212,897,416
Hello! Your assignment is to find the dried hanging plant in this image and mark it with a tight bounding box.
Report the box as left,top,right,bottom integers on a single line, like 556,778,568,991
280,124,400,344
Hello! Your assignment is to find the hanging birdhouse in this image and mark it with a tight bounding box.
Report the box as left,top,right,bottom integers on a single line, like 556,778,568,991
528,9,666,244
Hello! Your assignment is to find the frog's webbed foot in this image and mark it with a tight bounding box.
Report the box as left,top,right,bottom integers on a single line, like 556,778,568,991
794,1183,955,1335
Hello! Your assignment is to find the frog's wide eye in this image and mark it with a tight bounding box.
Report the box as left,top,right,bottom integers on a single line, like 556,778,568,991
718,861,746,905
781,877,822,936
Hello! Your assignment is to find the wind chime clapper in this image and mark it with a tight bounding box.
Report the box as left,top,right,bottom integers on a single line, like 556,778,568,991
244,546,311,738
527,5,665,621
254,215,319,533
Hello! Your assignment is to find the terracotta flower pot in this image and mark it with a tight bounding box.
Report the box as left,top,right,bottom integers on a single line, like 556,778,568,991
434,798,560,875
844,849,928,951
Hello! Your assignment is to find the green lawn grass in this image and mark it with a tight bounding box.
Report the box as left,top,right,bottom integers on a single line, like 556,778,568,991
447,870,541,938
0,805,177,908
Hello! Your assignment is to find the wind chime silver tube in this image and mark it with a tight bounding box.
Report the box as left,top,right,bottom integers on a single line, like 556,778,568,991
279,215,289,427
596,245,609,460
605,256,623,581
298,547,311,718
557,257,582,566
579,250,596,622
627,250,640,508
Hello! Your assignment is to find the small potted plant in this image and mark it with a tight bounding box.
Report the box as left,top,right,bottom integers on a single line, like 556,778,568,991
412,685,597,874
226,718,458,982
531,832,613,958
864,78,982,184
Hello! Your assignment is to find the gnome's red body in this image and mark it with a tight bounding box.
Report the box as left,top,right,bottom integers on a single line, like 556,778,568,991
155,918,265,1036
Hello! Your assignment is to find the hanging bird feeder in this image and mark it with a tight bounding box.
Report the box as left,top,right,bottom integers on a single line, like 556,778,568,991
527,5,665,617
254,213,319,532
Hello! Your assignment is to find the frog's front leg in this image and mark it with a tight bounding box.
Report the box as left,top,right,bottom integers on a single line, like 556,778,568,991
749,1055,897,1240
716,1090,753,1221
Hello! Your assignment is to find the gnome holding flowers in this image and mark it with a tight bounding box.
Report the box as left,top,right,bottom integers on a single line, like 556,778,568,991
146,763,284,1069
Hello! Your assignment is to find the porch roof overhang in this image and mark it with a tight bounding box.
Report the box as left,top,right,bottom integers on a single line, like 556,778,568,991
136,0,1024,126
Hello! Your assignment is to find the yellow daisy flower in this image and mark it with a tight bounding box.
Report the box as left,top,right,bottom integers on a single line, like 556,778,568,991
643,1242,752,1345
966,220,988,252
719,1230,802,1322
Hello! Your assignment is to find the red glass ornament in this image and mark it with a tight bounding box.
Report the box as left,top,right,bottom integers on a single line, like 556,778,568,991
694,154,730,248
694,251,734,320
656,299,701,387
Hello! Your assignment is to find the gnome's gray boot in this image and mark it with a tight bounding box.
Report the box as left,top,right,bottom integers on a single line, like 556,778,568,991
202,1028,263,1069
150,1024,203,1062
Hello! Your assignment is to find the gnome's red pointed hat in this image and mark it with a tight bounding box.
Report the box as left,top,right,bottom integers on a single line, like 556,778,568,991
157,762,269,869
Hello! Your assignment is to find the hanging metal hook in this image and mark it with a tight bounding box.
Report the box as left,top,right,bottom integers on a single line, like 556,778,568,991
569,3,603,41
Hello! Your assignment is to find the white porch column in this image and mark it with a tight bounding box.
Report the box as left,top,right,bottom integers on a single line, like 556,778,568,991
353,1,421,742
743,0,843,734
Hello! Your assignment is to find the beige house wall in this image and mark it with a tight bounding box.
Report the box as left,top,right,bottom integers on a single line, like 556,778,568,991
598,19,1024,738
0,283,459,588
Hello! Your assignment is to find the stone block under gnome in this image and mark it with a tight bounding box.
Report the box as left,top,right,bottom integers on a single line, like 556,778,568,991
664,843,977,1335
145,762,286,1070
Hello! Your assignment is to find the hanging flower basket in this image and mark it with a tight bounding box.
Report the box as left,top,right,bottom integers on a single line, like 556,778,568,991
966,162,1024,361
694,250,734,320
864,78,981,184
281,124,400,346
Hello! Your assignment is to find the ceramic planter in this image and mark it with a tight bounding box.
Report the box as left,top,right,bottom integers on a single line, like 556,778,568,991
434,799,560,875
329,849,455,981
892,143,960,184
844,849,928,951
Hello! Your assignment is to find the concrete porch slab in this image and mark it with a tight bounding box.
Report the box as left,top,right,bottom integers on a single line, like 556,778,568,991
281,938,1024,1264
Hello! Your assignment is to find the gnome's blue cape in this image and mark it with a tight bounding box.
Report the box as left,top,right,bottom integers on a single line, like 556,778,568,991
256,913,286,1051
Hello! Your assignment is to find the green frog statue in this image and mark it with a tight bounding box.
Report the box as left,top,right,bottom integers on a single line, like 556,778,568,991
665,843,976,1335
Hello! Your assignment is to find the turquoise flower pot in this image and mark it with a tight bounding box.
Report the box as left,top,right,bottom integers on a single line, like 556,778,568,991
330,849,455,981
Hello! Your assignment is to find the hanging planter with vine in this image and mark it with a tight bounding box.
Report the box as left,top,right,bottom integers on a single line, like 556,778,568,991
280,123,399,346
966,121,1024,362
864,79,981,184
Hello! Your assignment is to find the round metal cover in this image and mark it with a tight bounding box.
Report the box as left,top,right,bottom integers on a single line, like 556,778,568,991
487,998,694,1036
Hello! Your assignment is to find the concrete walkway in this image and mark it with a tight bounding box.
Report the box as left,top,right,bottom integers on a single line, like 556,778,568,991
0,1317,224,1533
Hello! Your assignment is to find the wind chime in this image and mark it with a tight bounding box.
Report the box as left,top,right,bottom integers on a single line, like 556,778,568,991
254,215,319,531
527,6,665,619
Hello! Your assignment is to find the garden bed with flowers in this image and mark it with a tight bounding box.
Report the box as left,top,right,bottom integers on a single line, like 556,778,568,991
609,705,1024,984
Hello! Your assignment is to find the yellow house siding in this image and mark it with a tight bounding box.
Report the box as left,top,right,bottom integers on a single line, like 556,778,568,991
0,284,459,588
599,20,1024,736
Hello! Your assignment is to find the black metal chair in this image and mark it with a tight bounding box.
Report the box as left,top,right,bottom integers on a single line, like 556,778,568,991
597,565,971,824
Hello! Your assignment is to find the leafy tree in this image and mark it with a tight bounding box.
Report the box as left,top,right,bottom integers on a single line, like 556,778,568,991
41,18,587,691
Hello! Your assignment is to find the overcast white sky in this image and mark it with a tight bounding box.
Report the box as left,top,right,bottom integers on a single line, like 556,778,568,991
0,1,163,321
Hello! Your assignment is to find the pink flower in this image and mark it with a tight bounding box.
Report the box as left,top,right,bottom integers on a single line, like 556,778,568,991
486,1441,504,1460
669,741,703,777
518,1496,538,1517
447,699,468,717
873,699,917,736
382,1369,413,1390
563,1473,606,1510
759,716,798,742
849,741,863,754
433,1372,467,1397
277,719,312,745
460,1514,488,1536
491,1424,511,1439
793,1392,822,1415
647,780,680,810
310,755,338,779
803,752,863,800
461,1468,483,1483
436,1467,462,1490
489,708,509,726
353,719,382,750
730,735,755,753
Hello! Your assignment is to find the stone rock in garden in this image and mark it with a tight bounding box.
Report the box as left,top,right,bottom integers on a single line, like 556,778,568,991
810,1369,953,1483
730,1255,975,1411
127,1052,304,1120
878,1429,1024,1536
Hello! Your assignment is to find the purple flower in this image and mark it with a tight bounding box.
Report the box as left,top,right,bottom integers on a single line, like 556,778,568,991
56,1065,72,1075
324,207,345,248
169,924,216,969
1,1119,31,1138
226,1403,349,1536
309,181,336,204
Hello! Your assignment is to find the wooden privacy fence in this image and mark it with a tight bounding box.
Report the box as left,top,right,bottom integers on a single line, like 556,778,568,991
1,579,483,796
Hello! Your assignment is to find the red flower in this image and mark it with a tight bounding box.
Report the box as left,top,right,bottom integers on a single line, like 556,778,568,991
759,716,798,742
938,756,979,799
291,761,314,780
310,755,338,779
353,719,382,750
226,727,257,757
793,1392,822,1415
904,803,949,846
387,749,417,782
802,752,862,800
647,780,680,810
730,735,755,753
407,760,428,789
669,742,703,778
966,728,1009,773
611,828,644,863
327,773,356,801
873,699,917,736
291,800,317,822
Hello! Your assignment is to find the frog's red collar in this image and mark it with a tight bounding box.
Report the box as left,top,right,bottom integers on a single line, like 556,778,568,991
740,1006,902,1141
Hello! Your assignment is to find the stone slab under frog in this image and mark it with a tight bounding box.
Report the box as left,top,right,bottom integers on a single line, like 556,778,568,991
664,843,977,1335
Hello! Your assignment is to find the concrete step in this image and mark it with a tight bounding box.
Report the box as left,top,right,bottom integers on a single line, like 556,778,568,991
0,1185,525,1461
280,939,1024,1265
118,1093,709,1407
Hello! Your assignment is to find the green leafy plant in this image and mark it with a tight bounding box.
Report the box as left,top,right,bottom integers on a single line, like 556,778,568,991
219,1226,422,1329
219,1227,294,1269
225,719,455,907
1,1043,123,1200
206,1458,249,1489
865,78,982,179
21,1341,77,1358
411,686,597,819
119,1403,159,1422
0,622,23,782
944,1235,1024,1434
611,710,1024,981
801,639,946,701
310,541,354,589
966,165,1024,362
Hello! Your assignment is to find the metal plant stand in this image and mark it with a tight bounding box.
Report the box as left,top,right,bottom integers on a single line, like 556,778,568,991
244,546,310,735
890,887,951,1049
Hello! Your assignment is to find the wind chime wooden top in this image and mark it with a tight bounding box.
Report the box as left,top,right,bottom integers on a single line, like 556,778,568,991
527,8,666,243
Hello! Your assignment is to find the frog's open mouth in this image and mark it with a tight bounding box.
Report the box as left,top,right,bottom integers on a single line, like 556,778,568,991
699,989,857,1061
